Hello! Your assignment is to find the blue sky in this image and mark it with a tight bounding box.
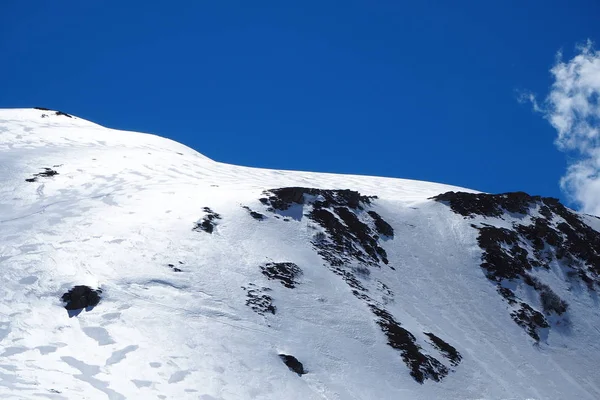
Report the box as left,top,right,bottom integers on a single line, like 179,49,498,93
1,1,599,205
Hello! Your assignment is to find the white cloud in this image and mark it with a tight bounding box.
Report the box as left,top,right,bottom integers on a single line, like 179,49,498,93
517,90,542,113
532,40,600,215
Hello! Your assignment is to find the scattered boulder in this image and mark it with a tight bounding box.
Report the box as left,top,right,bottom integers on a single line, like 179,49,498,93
61,286,102,311
278,354,306,376
167,263,183,272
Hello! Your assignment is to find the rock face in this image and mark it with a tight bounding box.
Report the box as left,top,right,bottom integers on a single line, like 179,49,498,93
260,187,461,383
433,191,600,342
61,286,102,311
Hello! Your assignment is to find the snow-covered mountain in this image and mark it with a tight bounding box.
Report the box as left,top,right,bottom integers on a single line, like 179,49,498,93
1,108,599,400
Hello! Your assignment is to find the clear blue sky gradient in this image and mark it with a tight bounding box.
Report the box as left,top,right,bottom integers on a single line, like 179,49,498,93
2,1,599,204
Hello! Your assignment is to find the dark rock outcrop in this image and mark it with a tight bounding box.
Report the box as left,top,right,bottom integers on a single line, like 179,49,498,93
261,187,387,268
260,187,376,212
424,332,462,367
368,211,394,237
167,262,183,272
55,111,73,118
25,167,59,183
61,286,102,311
193,207,221,234
260,187,460,383
260,262,302,288
278,354,306,376
434,191,597,341
511,303,549,342
432,191,543,218
242,284,276,315
242,206,266,221
33,107,73,118
371,305,448,383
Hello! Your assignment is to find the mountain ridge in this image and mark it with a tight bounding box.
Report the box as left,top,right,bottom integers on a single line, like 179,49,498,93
0,108,598,400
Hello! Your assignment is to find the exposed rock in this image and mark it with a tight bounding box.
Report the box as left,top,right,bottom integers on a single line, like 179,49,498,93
261,187,460,383
55,111,73,118
25,167,59,183
477,225,532,281
242,284,275,315
33,107,72,118
61,286,102,311
262,187,376,212
424,332,462,367
511,303,549,342
261,187,388,268
371,305,449,383
193,207,221,234
432,191,542,218
260,262,302,288
434,191,594,341
377,280,394,304
539,285,568,315
167,263,183,272
242,206,266,221
278,354,306,376
368,211,394,237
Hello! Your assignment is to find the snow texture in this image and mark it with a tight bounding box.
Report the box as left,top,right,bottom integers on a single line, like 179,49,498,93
0,108,599,399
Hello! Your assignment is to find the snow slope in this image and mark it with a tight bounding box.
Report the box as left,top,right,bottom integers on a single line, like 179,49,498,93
0,108,599,400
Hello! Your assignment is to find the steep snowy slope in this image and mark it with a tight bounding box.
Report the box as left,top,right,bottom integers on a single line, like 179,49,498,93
0,108,599,400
